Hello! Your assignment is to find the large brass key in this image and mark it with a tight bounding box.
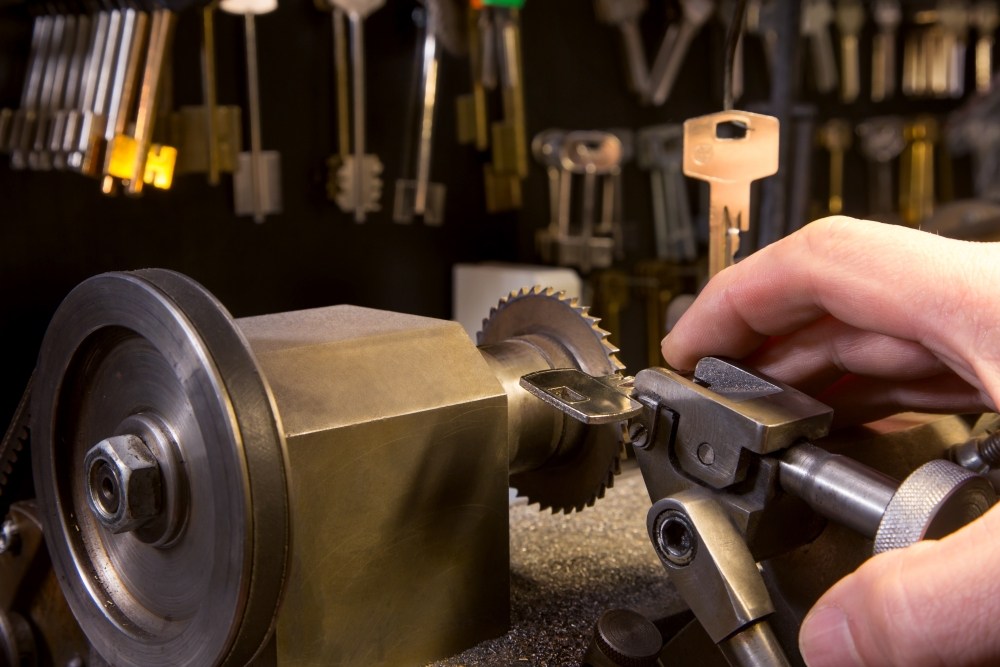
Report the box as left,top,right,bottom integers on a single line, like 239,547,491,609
683,110,779,278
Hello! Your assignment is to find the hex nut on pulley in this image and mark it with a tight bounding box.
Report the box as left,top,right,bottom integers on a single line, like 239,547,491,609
83,435,162,534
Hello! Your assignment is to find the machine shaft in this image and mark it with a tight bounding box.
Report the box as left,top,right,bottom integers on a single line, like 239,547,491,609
779,442,896,538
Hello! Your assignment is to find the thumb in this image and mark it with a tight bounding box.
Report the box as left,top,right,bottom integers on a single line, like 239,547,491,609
799,504,1000,667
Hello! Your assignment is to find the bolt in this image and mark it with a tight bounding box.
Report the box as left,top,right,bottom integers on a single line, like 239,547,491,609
655,510,696,567
0,518,19,555
83,435,162,534
978,431,1000,467
949,430,1000,475
697,442,716,466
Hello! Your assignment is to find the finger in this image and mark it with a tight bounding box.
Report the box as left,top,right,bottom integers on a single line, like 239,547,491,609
661,217,1000,402
746,316,949,396
815,373,992,425
799,505,1000,666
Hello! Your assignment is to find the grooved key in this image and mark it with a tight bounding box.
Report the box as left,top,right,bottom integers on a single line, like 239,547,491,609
9,14,56,169
647,0,715,106
49,12,91,170
972,1,998,93
938,0,969,99
532,129,568,242
817,118,852,215
594,0,650,98
871,0,900,101
834,0,864,103
106,8,177,195
801,0,838,94
857,116,905,217
683,110,779,278
899,116,937,227
99,8,147,185
393,0,447,225
638,124,696,263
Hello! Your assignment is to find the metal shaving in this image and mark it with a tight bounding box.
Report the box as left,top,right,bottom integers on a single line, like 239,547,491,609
430,466,683,666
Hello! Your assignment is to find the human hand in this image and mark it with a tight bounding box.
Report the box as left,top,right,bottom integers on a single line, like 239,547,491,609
660,216,1000,666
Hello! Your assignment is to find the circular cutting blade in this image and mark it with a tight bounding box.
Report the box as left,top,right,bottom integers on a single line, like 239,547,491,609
479,286,627,513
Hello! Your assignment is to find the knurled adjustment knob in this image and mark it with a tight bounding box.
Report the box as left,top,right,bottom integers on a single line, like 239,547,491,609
582,608,663,667
874,459,997,554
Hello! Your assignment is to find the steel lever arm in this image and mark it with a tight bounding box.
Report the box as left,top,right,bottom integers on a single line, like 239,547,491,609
647,489,791,667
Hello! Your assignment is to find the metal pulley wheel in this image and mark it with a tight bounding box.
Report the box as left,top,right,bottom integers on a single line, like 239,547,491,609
31,270,289,667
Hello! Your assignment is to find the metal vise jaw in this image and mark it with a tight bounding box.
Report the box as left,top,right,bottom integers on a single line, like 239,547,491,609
630,357,834,561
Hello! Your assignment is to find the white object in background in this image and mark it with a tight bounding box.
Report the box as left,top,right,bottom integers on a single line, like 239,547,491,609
453,263,582,342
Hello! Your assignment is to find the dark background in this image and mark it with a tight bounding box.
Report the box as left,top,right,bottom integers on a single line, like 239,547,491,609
0,0,975,438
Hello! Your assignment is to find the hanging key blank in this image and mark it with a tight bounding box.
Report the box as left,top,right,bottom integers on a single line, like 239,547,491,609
683,110,779,278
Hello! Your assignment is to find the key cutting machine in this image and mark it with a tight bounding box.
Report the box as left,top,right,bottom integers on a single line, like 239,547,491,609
4,270,999,667
0,269,631,667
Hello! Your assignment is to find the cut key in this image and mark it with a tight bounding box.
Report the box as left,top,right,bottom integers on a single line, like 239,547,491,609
683,110,779,278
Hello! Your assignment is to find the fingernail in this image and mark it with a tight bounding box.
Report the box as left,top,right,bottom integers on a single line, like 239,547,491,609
799,606,863,667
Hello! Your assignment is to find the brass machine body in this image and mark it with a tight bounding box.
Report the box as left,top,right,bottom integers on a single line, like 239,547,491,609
247,305,512,666
27,271,621,667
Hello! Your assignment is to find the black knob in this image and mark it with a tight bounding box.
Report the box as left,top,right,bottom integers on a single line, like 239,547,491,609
582,609,662,667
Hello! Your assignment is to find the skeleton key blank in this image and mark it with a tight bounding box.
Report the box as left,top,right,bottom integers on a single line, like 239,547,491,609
325,0,385,222
683,111,779,278
169,4,243,183
221,0,283,222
